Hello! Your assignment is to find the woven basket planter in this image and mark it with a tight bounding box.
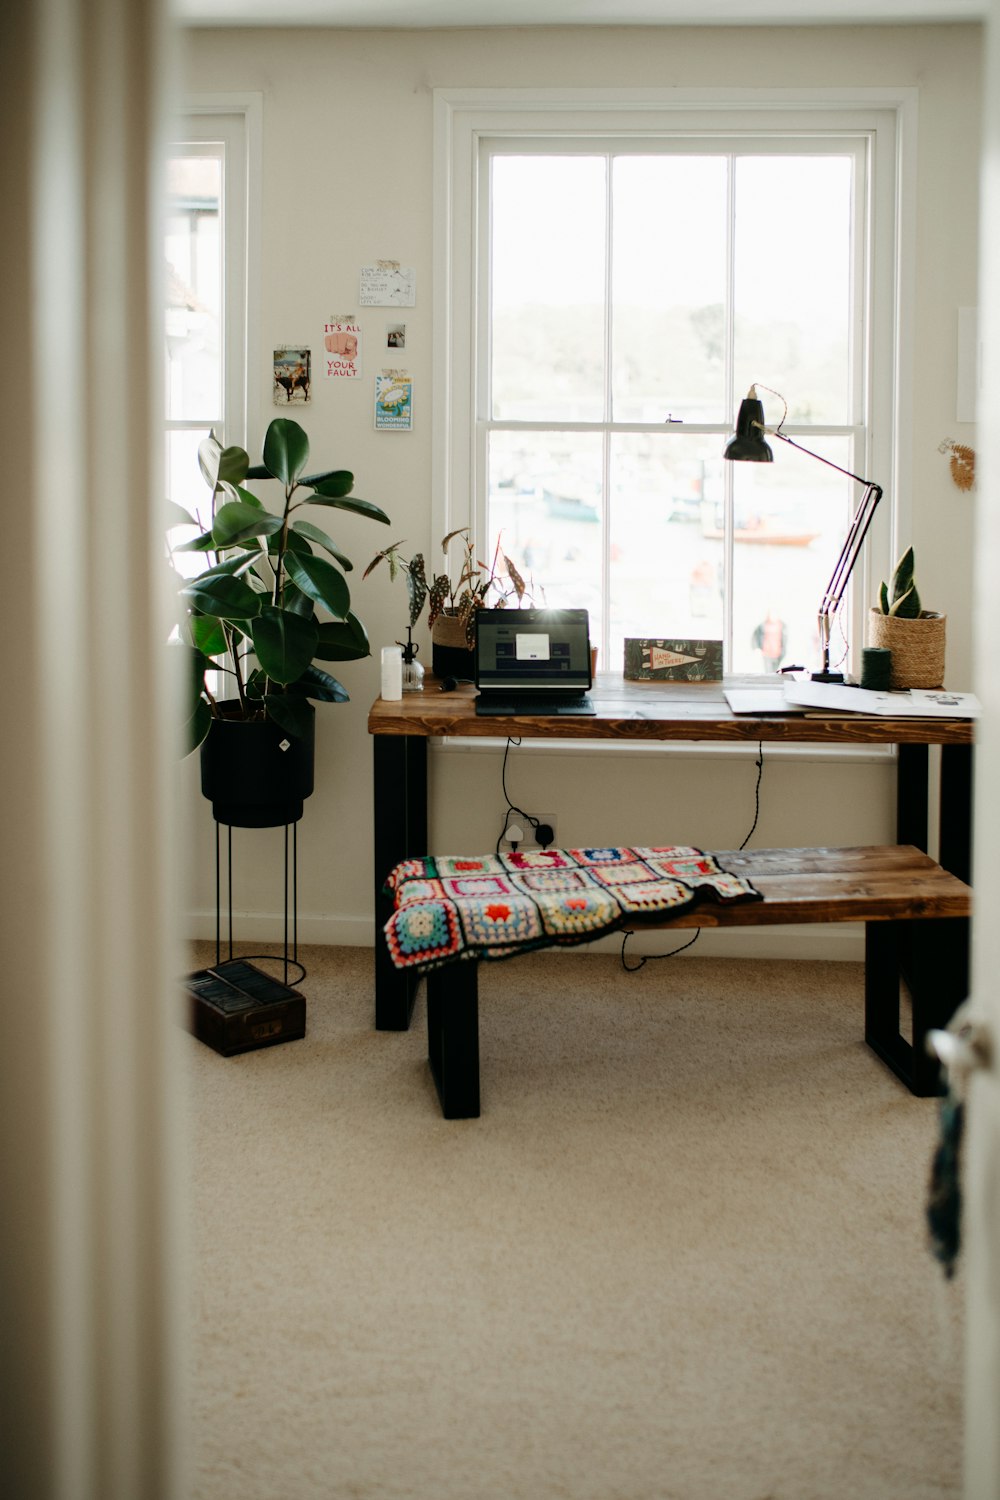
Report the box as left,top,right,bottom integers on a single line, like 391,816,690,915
867,607,946,689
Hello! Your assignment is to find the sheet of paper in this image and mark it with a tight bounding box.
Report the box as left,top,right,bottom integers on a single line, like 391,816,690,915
724,688,805,715
782,681,980,718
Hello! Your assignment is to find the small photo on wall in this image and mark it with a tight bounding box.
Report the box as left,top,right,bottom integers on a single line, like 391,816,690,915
386,322,406,349
273,347,311,404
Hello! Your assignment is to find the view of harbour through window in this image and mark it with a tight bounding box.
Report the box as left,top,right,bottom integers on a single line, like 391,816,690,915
484,146,863,675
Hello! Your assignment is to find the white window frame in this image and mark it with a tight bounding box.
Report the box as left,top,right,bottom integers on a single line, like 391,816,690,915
433,87,917,680
170,92,262,450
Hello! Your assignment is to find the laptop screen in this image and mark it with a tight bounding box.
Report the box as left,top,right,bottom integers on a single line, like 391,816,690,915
475,608,592,691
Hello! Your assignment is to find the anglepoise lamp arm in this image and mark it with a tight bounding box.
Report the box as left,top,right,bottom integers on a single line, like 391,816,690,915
723,387,884,682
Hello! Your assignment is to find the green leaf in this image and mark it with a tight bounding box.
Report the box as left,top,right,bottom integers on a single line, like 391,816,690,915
282,581,315,619
229,484,266,511
198,434,248,492
291,519,353,571
190,616,228,658
198,433,223,491
314,613,370,661
302,493,391,526
889,584,921,619
293,665,349,703
301,469,354,498
262,418,309,487
878,580,889,614
283,551,351,619
190,554,262,582
166,499,199,528
174,530,216,553
189,614,229,657
217,445,250,487
262,693,316,739
270,527,312,559
213,501,284,549
185,698,213,754
182,573,261,621
249,604,318,684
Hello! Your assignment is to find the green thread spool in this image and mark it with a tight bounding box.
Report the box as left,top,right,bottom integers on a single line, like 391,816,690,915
861,646,891,690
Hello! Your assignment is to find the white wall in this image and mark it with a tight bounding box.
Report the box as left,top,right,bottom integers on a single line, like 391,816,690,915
179,23,982,955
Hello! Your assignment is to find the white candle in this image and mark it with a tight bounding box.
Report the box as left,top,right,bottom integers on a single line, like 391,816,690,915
380,645,403,700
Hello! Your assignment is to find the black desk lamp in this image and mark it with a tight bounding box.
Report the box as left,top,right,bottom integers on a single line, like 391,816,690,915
724,384,883,683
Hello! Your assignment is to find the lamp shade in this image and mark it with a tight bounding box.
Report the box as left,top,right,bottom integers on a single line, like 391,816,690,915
724,394,773,462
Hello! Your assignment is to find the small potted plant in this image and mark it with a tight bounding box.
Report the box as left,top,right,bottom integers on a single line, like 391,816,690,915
363,528,532,677
170,417,391,826
868,545,946,688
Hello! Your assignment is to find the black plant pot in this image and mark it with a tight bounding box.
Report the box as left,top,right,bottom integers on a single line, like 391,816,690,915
430,610,476,680
200,701,315,828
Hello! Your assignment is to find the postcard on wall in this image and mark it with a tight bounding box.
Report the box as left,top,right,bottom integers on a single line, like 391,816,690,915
359,261,416,307
273,347,311,405
324,315,362,379
623,637,723,682
386,322,406,349
374,370,413,430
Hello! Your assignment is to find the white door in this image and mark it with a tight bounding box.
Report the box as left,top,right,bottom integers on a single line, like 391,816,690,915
964,4,1000,1492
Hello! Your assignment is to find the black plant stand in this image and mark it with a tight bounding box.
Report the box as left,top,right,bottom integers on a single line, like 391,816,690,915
214,817,305,986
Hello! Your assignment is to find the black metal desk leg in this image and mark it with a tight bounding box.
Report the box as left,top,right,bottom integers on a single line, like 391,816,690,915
865,918,968,1096
939,743,973,883
373,735,428,1030
896,743,929,851
427,962,480,1119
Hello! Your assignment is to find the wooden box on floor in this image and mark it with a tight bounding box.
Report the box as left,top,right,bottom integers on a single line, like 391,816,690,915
185,959,306,1056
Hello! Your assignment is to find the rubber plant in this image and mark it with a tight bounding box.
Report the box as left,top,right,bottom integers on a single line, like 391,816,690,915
170,417,390,750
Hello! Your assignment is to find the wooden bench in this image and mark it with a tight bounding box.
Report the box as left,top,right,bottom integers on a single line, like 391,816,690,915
386,845,972,1118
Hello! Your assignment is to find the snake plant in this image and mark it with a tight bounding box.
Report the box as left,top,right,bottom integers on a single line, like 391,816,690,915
877,546,922,618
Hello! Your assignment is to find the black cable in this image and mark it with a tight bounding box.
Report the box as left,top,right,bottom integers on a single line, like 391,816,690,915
496,736,544,855
739,740,764,850
621,739,765,971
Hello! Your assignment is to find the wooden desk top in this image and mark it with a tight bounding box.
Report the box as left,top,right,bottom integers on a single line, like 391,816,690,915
368,673,975,747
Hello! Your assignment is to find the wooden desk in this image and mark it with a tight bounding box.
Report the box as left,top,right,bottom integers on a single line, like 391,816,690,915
368,674,974,1031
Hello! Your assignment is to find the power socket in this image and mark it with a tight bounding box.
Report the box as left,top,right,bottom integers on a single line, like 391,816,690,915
501,813,558,850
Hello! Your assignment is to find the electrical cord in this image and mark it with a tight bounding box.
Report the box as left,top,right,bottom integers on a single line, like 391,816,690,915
621,739,764,971
495,736,555,854
494,731,766,968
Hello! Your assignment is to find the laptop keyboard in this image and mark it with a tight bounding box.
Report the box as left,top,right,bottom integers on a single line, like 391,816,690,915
475,694,596,716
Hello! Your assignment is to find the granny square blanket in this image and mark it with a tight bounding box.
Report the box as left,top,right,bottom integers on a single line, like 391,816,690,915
383,846,760,971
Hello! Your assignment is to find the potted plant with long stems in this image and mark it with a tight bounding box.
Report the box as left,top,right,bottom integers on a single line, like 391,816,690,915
170,417,390,825
363,528,531,676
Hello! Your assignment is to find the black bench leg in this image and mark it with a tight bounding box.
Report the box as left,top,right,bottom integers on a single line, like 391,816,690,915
865,918,969,1096
427,962,481,1119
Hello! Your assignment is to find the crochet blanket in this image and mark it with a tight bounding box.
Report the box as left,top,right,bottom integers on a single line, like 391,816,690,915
383,845,760,971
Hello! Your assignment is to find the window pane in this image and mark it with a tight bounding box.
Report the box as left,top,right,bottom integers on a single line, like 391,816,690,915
733,156,853,425
612,156,729,423
491,157,607,422
488,430,604,635
167,426,213,581
609,433,724,668
730,436,856,674
166,153,222,422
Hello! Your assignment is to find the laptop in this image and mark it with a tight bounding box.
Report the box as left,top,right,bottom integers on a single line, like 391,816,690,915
474,608,596,716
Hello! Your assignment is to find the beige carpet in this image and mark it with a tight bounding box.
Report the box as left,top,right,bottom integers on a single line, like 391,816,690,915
183,944,963,1500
